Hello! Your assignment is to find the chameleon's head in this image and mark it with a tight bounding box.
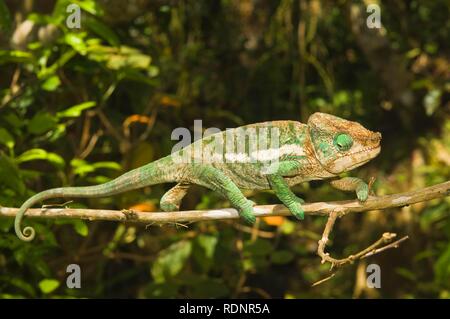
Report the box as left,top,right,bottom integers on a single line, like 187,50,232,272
307,112,381,174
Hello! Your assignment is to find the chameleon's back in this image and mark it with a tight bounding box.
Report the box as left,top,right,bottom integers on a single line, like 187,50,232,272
172,121,313,189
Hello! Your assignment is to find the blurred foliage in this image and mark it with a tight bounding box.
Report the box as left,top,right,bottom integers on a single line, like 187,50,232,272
0,0,449,299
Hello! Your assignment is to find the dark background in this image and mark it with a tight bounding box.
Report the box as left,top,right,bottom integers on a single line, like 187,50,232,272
0,0,449,298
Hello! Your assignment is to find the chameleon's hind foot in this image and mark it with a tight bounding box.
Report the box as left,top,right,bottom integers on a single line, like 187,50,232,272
238,200,257,225
160,202,180,212
160,183,190,212
121,209,138,220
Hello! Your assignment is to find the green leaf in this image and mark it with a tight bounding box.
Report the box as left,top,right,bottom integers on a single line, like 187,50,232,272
424,89,442,116
73,220,88,237
70,159,121,177
71,159,94,176
0,128,14,149
0,50,33,65
48,123,67,142
120,68,158,85
0,0,12,32
0,155,25,194
196,234,217,259
270,250,294,265
64,32,87,55
92,161,121,171
57,101,96,118
0,276,36,297
435,244,450,285
38,279,60,294
53,0,102,19
16,148,65,169
147,65,159,77
86,175,111,184
193,234,218,272
34,258,52,277
86,44,152,71
41,75,61,91
243,239,274,257
280,220,295,235
74,0,103,15
28,113,58,134
3,112,23,128
85,16,120,46
27,12,53,24
38,50,77,79
151,240,192,283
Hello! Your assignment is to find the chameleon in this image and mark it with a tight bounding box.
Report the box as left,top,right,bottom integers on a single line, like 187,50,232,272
14,112,381,242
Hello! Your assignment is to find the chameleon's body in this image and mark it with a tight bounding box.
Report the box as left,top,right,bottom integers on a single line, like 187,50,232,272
15,113,381,241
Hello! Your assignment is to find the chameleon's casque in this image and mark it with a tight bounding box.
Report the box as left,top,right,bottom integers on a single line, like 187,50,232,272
14,112,381,241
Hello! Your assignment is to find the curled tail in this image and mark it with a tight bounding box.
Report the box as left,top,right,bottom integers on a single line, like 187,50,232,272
15,156,177,242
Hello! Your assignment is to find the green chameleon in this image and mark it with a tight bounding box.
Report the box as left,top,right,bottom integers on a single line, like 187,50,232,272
15,112,381,242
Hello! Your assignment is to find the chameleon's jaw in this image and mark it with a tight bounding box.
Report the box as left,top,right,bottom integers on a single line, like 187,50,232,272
327,144,381,174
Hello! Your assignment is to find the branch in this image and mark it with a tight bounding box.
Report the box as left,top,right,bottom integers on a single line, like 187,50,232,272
312,211,410,287
308,180,448,287
0,181,449,223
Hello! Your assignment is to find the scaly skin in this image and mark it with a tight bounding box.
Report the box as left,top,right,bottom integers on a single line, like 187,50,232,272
15,112,381,241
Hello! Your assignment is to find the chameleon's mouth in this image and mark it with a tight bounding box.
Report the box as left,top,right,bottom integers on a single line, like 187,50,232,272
327,144,381,174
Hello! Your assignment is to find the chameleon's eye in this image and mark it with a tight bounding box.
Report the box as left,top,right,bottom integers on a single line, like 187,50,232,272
334,133,353,152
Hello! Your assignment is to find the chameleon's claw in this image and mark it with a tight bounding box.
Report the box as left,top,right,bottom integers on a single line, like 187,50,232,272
239,201,257,225
121,209,138,220
356,183,369,202
290,203,305,220
293,196,305,204
247,200,257,207
241,212,256,225
160,202,180,212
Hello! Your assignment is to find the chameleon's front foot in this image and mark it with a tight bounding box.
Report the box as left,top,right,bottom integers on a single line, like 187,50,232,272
266,172,306,221
330,177,370,202
356,182,369,202
286,199,305,220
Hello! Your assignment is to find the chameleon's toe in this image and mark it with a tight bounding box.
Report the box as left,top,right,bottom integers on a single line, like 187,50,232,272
247,200,257,207
241,212,256,225
293,196,305,204
239,202,256,225
356,183,369,202
160,202,180,212
290,203,305,220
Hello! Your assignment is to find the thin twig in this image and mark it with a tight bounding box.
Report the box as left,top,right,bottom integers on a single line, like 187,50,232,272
318,230,401,270
231,222,277,238
79,129,103,159
361,235,410,258
311,272,336,287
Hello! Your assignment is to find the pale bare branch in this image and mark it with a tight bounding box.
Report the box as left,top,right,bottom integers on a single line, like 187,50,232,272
0,181,448,223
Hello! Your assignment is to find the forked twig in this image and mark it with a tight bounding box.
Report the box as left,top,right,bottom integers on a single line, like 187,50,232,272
313,208,409,286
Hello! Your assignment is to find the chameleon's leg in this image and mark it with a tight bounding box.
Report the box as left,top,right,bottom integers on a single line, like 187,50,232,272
265,160,305,220
160,183,190,212
193,165,256,224
330,177,369,202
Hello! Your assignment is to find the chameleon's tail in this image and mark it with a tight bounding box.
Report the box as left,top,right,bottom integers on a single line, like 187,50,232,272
15,156,177,242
